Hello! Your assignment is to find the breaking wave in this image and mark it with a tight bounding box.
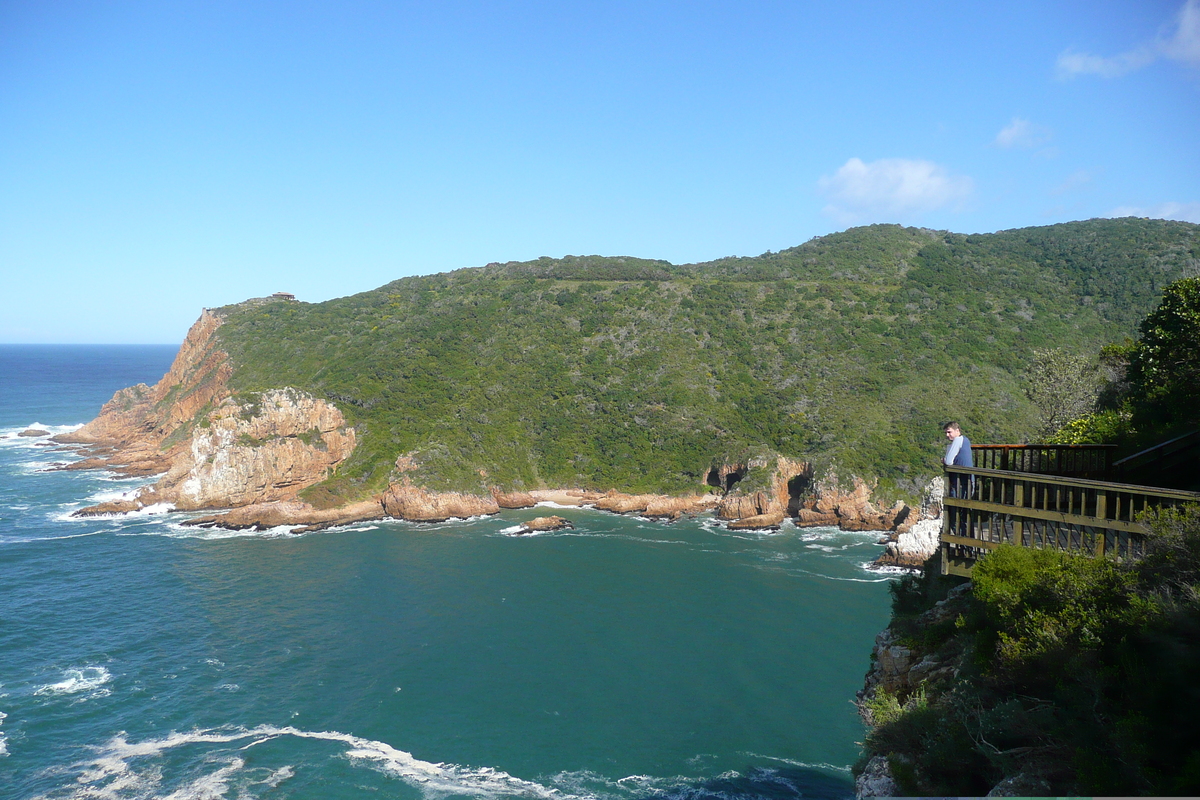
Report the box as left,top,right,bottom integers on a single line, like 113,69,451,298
46,725,580,800
34,666,113,702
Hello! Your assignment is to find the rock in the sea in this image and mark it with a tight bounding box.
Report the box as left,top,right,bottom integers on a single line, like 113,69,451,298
715,456,810,524
513,515,574,534
49,457,109,472
593,490,660,514
727,510,786,530
72,499,145,516
72,489,168,517
791,470,916,532
182,498,385,532
18,428,51,437
593,490,717,517
381,484,500,522
644,494,717,519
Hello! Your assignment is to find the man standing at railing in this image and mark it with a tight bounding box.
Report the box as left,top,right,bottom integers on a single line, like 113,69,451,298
944,422,973,498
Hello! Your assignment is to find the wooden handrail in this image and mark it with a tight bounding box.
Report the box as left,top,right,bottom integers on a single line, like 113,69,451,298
968,444,1115,479
972,444,1119,451
939,464,1200,577
946,466,1200,501
1113,428,1200,471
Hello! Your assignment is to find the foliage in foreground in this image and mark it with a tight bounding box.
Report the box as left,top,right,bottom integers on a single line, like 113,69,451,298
860,505,1200,796
208,218,1199,502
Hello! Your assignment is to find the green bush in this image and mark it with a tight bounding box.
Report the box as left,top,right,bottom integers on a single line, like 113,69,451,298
864,507,1200,795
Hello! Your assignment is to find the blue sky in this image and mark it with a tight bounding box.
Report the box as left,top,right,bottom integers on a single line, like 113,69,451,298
2,0,1198,343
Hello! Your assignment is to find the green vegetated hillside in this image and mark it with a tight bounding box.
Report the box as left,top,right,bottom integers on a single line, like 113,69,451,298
214,218,1200,504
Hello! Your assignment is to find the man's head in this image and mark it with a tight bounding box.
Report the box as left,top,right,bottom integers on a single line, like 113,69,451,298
944,422,961,441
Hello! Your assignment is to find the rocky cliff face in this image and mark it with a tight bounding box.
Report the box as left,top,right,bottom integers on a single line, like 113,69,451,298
714,456,809,529
59,309,358,516
57,307,934,533
157,388,356,510
55,309,233,478
794,471,914,532
856,582,972,799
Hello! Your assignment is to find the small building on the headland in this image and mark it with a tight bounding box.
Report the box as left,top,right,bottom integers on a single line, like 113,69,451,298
270,292,296,301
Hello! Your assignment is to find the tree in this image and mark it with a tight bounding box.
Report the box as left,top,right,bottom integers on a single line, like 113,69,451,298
1023,348,1101,440
1126,277,1200,434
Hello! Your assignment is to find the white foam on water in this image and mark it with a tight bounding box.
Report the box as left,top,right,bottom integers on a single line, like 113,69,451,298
85,487,143,505
0,422,81,440
549,764,827,800
804,539,879,553
163,755,244,800
0,530,111,545
130,502,175,516
738,751,852,773
260,764,294,788
56,725,590,800
497,524,527,535
0,710,8,757
862,562,916,575
34,666,113,701
115,520,307,541
749,562,893,584
535,500,592,509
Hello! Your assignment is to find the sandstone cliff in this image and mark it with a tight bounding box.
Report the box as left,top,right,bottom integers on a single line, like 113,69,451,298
60,309,358,517
56,307,931,533
381,483,501,522
714,455,808,529
55,309,232,478
157,388,356,510
712,457,922,533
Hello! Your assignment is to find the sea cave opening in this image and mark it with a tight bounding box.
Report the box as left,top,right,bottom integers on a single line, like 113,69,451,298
706,466,745,492
787,474,811,515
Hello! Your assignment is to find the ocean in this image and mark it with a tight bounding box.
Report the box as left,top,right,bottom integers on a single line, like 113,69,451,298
0,345,895,800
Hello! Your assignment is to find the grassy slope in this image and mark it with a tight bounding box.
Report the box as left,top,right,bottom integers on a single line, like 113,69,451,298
212,218,1200,504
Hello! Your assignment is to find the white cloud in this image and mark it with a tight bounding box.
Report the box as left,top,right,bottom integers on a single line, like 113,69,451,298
1057,0,1200,78
1108,201,1200,223
1056,47,1155,79
1164,0,1200,64
994,117,1052,149
1051,169,1094,196
818,158,974,224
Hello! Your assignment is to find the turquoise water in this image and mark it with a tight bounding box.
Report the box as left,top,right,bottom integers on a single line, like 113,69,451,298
0,345,894,799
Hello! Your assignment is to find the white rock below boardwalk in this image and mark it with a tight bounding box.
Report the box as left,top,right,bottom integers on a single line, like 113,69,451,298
855,755,899,798
875,517,942,569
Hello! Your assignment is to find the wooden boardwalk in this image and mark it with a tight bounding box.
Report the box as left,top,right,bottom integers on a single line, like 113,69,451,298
940,445,1200,577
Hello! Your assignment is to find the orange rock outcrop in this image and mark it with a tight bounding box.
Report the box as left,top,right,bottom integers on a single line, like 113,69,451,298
381,484,501,522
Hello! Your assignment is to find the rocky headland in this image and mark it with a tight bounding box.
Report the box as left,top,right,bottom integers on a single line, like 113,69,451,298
51,306,940,538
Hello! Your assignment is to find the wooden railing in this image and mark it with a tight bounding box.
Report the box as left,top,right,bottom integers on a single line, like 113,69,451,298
940,465,1200,577
971,444,1116,480
1113,429,1200,490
